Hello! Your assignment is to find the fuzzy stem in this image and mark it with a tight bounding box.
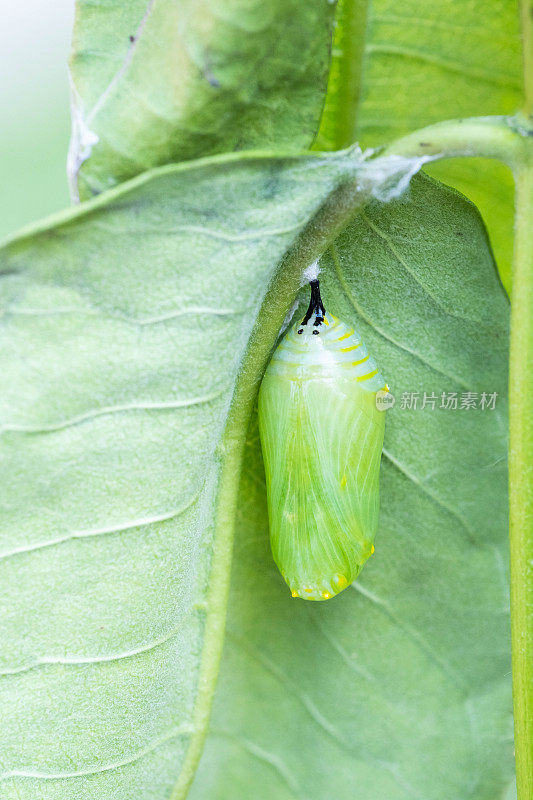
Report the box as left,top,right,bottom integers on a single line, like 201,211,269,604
521,0,533,120
509,156,533,800
381,115,525,168
313,0,368,151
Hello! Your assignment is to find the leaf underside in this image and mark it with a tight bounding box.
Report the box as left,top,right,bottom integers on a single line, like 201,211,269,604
189,174,514,800
69,0,337,199
1,0,518,792
0,150,357,800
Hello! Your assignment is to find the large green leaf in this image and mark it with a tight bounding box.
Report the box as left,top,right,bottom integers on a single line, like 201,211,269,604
0,148,376,800
188,174,514,799
68,0,336,200
0,148,512,798
317,0,522,291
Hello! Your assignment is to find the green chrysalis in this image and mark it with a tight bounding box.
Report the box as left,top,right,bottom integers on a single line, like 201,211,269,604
258,280,389,601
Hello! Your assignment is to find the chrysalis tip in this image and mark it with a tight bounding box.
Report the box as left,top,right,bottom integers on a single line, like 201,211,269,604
334,574,348,590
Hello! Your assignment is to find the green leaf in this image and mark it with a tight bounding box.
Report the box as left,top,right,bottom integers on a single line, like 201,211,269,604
317,0,522,291
188,174,514,800
69,0,336,200
0,147,512,797
425,159,516,293
0,147,381,800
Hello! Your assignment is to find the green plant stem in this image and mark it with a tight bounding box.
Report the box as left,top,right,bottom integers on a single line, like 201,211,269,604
521,0,533,120
313,0,368,151
381,115,525,168
509,157,533,800
511,8,533,793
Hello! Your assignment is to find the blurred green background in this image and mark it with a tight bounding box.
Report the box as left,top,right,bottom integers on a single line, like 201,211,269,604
0,1,74,240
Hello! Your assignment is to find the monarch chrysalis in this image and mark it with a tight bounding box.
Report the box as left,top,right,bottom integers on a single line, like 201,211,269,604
258,280,389,601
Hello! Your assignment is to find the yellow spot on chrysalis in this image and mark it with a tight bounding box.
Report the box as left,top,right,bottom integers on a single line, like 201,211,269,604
340,343,361,352
351,355,369,367
340,474,347,488
322,591,332,599
337,329,353,341
335,574,348,589
304,587,312,594
371,545,375,554
291,590,299,598
324,318,329,326
357,368,379,382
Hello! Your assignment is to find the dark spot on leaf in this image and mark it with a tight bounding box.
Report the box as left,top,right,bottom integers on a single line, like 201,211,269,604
203,68,220,88
129,34,135,42
261,168,281,200
419,142,431,147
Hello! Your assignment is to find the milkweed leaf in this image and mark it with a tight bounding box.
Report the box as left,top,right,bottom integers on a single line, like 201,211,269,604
0,148,368,800
68,0,337,199
189,173,513,800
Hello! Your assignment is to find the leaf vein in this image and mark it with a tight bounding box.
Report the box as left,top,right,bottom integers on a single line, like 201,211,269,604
365,43,521,89
0,725,195,781
381,447,477,543
1,394,222,435
86,0,156,124
0,493,200,561
331,242,472,390
0,603,208,677
361,212,478,324
351,582,468,690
